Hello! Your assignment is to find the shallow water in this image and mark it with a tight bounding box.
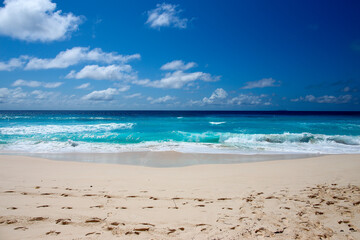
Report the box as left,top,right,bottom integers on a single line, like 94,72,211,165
1,110,359,155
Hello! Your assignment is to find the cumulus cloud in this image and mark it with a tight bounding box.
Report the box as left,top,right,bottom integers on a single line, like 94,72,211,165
228,94,270,105
66,64,136,81
0,87,27,103
117,85,131,92
0,0,82,42
75,83,90,89
241,78,280,89
31,90,58,99
291,95,352,104
124,93,142,99
82,87,128,101
0,56,28,71
146,3,188,29
137,70,220,89
147,95,176,104
160,60,196,71
203,88,228,104
12,79,63,88
25,47,140,70
189,91,270,106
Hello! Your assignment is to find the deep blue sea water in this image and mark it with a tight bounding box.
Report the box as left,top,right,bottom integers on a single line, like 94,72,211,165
0,111,360,154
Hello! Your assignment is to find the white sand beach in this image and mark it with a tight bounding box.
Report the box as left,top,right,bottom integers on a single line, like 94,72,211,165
0,154,360,239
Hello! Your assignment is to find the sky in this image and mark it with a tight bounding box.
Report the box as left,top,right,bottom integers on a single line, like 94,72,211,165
0,0,359,111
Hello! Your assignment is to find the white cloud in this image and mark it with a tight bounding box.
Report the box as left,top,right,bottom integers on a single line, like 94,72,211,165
146,3,188,29
43,82,63,88
31,90,57,99
132,79,150,85
117,85,131,92
124,93,142,99
0,56,28,71
0,0,82,42
161,60,196,71
147,95,176,104
82,87,128,101
228,94,270,105
291,95,352,104
241,78,280,89
66,64,136,81
138,70,220,89
0,87,27,103
25,47,140,70
75,83,90,89
202,88,228,104
12,79,63,88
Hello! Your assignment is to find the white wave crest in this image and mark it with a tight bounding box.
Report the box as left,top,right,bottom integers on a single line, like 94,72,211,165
0,123,134,135
209,121,226,125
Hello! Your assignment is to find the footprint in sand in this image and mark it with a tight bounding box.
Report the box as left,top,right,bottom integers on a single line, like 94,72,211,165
83,194,96,197
29,217,48,222
168,229,176,234
133,227,150,232
61,206,72,209
149,197,158,200
196,223,207,227
110,222,125,226
218,198,231,201
37,205,49,208
46,230,60,235
85,217,102,223
6,220,17,224
55,219,71,225
85,232,101,236
14,226,28,231
7,207,17,210
90,205,104,208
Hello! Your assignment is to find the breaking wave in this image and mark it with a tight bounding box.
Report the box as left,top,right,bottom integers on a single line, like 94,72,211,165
0,123,134,135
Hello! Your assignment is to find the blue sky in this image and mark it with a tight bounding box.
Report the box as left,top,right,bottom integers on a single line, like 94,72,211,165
0,0,359,110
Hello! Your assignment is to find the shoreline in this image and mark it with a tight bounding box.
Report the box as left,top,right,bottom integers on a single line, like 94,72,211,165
0,151,321,167
0,154,360,239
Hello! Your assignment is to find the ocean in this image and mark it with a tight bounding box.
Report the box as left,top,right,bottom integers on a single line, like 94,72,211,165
0,111,360,156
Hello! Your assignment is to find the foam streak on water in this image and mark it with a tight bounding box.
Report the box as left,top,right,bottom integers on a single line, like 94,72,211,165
0,111,359,154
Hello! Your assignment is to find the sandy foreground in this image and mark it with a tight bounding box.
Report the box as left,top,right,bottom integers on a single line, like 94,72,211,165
0,154,360,239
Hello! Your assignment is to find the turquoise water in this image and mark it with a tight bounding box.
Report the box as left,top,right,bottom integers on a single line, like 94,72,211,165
0,111,360,154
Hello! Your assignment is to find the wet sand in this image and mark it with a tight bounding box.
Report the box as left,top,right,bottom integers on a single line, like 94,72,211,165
0,154,359,239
